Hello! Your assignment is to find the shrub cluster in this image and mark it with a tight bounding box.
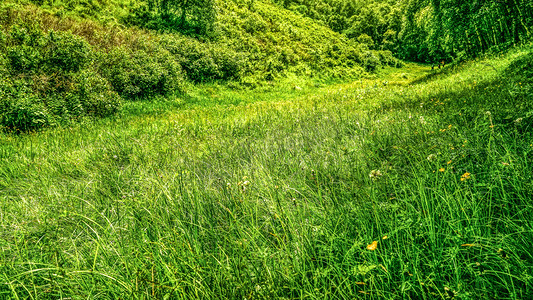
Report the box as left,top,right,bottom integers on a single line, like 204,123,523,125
0,24,120,132
215,1,403,83
159,35,249,83
99,45,184,99
0,23,185,133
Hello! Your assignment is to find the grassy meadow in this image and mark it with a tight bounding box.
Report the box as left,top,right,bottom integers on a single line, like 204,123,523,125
1,39,533,299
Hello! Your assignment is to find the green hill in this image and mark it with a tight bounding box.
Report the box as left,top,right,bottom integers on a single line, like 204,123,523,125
0,0,401,133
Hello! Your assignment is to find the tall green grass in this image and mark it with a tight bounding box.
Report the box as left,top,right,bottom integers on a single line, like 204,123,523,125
1,46,532,298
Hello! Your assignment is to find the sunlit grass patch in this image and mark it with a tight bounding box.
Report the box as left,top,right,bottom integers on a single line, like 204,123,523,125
1,46,533,298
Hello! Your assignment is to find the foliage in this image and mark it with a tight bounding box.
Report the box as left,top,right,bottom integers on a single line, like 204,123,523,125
159,34,249,82
126,0,216,36
276,0,533,61
0,81,50,132
99,45,185,99
0,23,121,132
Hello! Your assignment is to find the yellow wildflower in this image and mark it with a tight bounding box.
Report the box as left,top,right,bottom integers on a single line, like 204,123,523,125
460,172,471,181
367,241,378,251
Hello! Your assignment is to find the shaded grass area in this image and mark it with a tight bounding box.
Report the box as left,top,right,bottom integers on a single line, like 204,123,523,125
1,47,533,298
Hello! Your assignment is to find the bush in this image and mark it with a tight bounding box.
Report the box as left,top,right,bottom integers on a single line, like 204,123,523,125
4,24,46,74
4,26,92,74
124,0,216,37
45,70,121,120
73,70,121,118
7,45,42,74
378,50,403,68
362,51,381,72
160,35,248,82
44,31,92,73
100,45,184,99
0,81,49,132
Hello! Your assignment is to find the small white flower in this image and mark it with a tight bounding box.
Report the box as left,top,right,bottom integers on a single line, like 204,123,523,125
369,169,383,181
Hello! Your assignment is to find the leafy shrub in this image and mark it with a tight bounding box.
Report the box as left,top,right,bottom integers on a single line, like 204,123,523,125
160,35,248,82
357,34,374,48
73,70,121,118
8,24,44,47
362,51,381,72
100,45,184,99
242,14,268,34
0,81,49,132
45,70,121,120
4,26,92,74
1,98,49,133
44,31,92,73
378,50,403,68
7,44,42,74
3,24,44,74
124,0,216,37
0,24,120,131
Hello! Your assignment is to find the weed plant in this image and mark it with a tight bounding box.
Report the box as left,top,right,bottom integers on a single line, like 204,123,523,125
1,45,532,298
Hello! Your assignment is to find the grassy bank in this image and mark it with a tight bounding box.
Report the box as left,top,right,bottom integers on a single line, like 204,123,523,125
1,45,533,298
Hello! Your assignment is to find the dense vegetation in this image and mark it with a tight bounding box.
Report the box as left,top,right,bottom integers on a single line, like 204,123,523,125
276,0,533,61
0,0,403,133
1,0,532,298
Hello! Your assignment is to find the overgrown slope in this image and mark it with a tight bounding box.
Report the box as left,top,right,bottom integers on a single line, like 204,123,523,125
0,0,401,132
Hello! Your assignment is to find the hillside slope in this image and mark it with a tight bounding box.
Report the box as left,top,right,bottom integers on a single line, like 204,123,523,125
0,0,401,133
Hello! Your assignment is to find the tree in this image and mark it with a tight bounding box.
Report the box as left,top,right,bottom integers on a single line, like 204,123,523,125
147,0,216,35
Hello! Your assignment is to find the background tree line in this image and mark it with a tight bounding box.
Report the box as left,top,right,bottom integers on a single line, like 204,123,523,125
274,0,533,62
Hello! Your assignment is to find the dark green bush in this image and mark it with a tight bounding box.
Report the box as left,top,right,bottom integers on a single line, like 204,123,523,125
4,26,92,74
124,0,216,37
44,70,121,120
362,51,380,72
378,50,403,68
8,24,45,47
100,45,184,99
0,24,120,131
0,81,49,132
7,44,42,74
44,31,92,73
4,24,45,74
73,70,121,118
160,35,248,82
